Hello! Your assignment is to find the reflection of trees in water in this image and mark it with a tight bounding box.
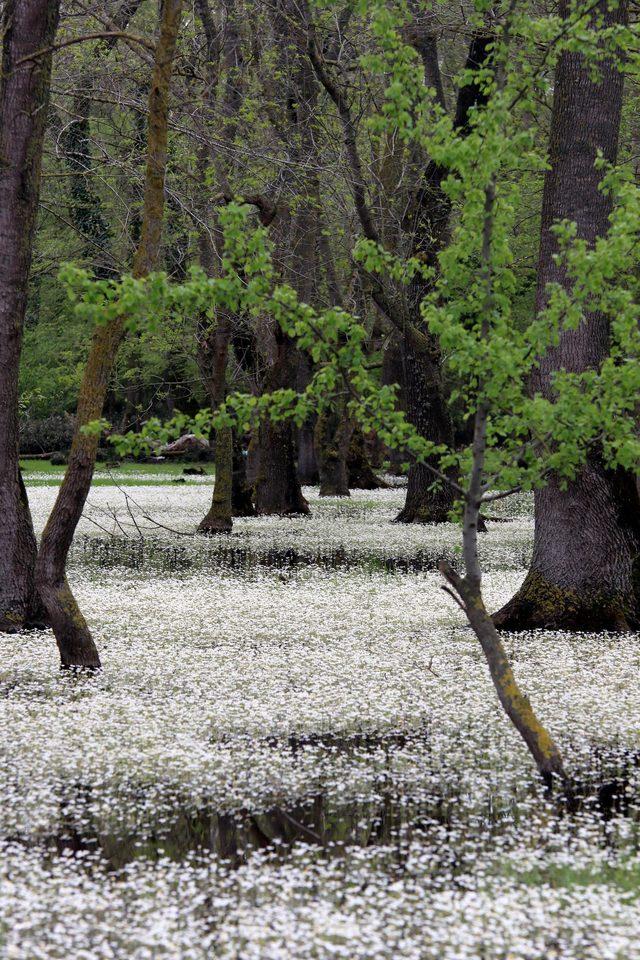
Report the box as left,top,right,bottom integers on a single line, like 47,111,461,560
46,737,639,873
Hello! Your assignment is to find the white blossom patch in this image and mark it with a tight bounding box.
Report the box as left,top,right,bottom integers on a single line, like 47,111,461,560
0,484,638,958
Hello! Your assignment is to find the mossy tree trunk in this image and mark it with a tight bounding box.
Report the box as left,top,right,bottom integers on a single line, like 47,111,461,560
35,0,183,667
0,0,61,633
494,0,640,633
441,398,567,786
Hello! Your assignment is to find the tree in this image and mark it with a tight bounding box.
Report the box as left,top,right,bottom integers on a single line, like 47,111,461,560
202,0,640,781
494,0,639,632
304,3,491,523
0,0,61,633
35,0,184,667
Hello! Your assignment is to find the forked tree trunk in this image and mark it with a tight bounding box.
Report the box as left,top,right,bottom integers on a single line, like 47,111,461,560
0,0,60,633
35,0,183,667
494,0,640,632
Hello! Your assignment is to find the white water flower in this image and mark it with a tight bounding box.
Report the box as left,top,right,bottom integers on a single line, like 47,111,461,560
0,484,638,958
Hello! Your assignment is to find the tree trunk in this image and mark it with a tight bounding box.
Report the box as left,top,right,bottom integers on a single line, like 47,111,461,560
231,431,255,516
254,329,310,515
254,1,314,516
0,0,60,632
396,33,492,525
200,427,233,533
441,398,566,787
198,315,233,534
35,0,183,667
246,429,260,489
395,343,455,523
315,407,352,497
255,422,310,515
195,0,245,533
296,355,319,484
494,0,639,632
297,422,319,485
347,425,387,490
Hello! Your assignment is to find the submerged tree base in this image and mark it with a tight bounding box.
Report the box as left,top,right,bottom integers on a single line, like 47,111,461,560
494,572,639,633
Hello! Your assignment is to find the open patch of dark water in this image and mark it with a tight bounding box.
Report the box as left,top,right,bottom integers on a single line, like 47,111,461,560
76,536,529,576
32,732,640,872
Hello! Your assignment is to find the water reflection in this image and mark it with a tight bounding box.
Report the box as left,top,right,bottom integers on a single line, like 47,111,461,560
77,536,528,576
46,732,640,871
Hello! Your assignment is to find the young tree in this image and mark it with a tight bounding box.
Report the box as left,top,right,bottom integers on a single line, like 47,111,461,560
35,0,183,667
0,0,61,633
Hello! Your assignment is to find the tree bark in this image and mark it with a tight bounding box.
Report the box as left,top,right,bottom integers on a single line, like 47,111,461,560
315,407,352,497
35,0,183,667
296,354,319,484
0,0,60,632
195,0,254,529
231,431,255,516
347,425,387,490
394,343,455,522
396,33,492,524
254,7,314,516
255,327,310,514
198,315,233,534
494,0,639,632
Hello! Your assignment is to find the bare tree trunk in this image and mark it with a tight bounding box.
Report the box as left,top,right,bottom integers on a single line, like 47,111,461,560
35,0,183,667
0,0,60,633
494,0,639,632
